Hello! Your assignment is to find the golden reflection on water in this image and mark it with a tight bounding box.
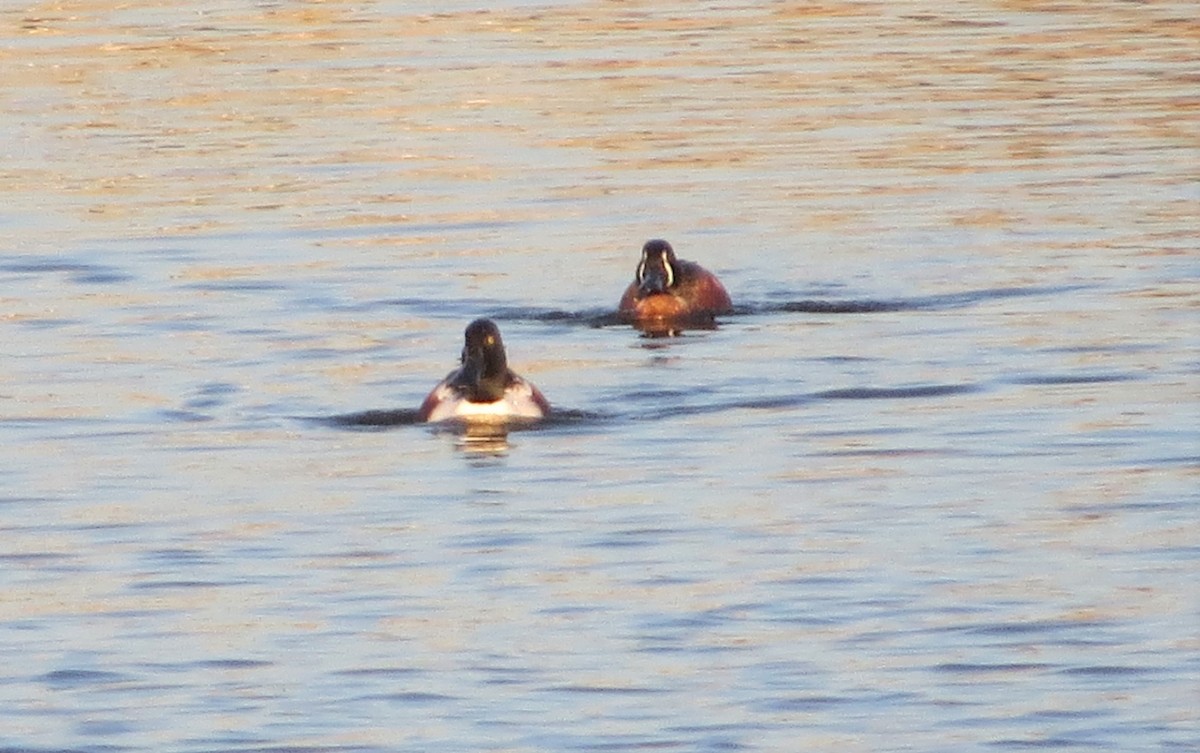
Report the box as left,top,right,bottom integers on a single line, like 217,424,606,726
4,1,1195,254
1,3,1196,750
455,422,514,457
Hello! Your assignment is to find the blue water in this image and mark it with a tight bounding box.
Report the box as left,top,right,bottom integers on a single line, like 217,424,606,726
1,1,1197,751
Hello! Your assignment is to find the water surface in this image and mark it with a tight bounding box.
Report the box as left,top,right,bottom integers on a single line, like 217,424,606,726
1,1,1197,751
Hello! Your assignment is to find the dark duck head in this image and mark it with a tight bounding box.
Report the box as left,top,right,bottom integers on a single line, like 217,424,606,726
635,239,679,296
450,318,510,402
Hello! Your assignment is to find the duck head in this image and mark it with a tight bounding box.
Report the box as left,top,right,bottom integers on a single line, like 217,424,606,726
635,239,678,296
452,318,509,402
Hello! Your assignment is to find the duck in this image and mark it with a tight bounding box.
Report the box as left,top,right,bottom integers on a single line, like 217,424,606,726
617,239,733,326
417,318,550,423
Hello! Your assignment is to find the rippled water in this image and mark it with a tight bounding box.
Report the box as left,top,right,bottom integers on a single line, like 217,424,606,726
2,1,1197,751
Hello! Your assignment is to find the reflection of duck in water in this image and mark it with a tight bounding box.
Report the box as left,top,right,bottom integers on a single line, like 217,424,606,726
418,318,550,423
618,239,733,328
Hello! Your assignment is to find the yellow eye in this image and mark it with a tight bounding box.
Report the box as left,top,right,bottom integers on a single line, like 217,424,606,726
485,335,495,346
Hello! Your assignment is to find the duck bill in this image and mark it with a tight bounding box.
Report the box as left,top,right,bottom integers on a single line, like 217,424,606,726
638,267,670,296
453,347,486,390
454,346,506,402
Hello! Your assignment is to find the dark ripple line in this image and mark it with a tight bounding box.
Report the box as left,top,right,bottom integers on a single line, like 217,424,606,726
129,580,230,590
933,662,1050,674
193,659,272,670
989,736,1096,750
1003,372,1143,386
759,694,851,712
764,284,1086,314
137,659,272,673
333,667,422,678
814,384,980,400
0,258,133,285
355,691,460,704
316,383,977,430
491,305,624,327
42,669,127,686
381,300,622,327
546,684,666,695
1059,664,1158,677
183,747,379,753
0,749,97,753
619,384,976,424
497,284,1088,323
319,408,424,428
389,284,1082,326
758,300,909,313
951,618,1108,637
314,406,605,429
533,736,689,753
0,551,74,563
179,280,289,292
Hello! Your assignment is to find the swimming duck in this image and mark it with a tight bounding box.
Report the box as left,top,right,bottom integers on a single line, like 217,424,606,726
617,239,733,325
417,318,550,423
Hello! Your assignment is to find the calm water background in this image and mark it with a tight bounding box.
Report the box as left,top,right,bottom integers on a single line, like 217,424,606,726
1,1,1197,751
